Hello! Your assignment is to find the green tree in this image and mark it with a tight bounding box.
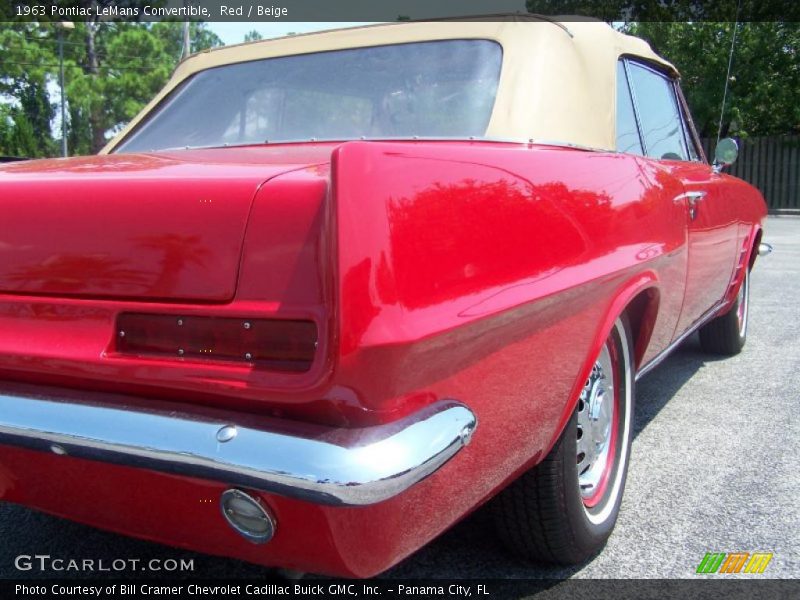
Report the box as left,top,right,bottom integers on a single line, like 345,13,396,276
152,21,223,60
0,23,58,157
244,30,264,42
0,21,222,157
523,2,800,136
0,106,10,152
0,104,40,158
628,22,800,137
8,109,39,157
524,0,799,22
17,80,55,155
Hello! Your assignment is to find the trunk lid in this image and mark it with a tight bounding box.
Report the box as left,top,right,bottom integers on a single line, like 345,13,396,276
0,147,328,302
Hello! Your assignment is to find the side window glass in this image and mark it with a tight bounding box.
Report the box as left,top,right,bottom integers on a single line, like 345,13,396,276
616,61,643,155
628,62,688,161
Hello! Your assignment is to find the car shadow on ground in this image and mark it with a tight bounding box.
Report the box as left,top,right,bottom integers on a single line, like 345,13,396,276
632,332,726,440
0,335,724,583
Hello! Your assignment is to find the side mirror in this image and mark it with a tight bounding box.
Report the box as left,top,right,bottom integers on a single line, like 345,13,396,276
713,137,739,173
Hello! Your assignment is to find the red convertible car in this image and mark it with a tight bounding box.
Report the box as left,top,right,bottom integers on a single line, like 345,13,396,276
0,18,768,577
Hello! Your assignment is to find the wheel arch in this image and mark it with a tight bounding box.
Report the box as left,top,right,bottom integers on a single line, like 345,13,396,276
544,274,660,457
625,287,661,372
748,226,763,271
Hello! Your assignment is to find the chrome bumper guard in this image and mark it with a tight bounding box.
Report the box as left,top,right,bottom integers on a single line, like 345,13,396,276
0,384,476,506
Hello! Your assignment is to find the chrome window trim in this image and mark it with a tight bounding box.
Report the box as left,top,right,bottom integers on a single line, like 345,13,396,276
124,136,610,154
674,82,708,164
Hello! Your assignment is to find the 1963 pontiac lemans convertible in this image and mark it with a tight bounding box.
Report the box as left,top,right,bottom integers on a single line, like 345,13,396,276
0,18,768,577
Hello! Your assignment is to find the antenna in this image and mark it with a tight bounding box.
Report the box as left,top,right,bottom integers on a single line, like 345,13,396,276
717,0,742,143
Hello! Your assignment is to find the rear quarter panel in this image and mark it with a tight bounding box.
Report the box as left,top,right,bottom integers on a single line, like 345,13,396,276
331,141,686,496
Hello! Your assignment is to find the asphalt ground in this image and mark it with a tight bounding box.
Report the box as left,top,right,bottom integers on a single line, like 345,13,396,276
0,215,797,583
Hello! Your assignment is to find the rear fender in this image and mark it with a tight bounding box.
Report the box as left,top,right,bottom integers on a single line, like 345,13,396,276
545,273,660,457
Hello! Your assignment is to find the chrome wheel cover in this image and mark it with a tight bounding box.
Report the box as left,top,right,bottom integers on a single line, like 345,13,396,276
577,344,615,502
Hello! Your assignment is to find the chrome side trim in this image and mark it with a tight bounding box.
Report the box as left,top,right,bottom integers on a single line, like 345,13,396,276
0,386,476,506
635,304,723,381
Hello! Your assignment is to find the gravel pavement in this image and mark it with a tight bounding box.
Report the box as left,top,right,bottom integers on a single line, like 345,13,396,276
1,216,797,582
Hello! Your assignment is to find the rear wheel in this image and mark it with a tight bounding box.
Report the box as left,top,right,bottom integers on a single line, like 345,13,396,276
492,317,634,564
699,268,749,356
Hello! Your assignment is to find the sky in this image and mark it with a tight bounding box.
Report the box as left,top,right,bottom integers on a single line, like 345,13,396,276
207,22,380,45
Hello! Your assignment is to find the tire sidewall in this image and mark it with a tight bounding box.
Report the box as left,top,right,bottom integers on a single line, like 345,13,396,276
561,317,635,548
737,268,750,343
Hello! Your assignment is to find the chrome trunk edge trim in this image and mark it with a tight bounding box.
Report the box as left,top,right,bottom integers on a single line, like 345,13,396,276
0,387,476,506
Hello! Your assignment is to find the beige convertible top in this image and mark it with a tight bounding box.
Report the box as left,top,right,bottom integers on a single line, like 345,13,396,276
102,17,677,153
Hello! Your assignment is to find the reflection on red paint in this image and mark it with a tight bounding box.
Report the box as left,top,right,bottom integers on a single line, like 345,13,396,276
0,139,767,577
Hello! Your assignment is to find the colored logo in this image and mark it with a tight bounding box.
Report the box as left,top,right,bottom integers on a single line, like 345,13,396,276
696,552,773,574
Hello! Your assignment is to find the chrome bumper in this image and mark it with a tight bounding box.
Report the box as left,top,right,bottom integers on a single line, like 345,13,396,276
0,384,476,506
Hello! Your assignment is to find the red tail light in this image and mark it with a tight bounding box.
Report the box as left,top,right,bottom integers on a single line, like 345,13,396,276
116,314,317,372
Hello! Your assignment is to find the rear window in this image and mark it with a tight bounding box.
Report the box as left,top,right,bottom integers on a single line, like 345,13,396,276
115,40,503,152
